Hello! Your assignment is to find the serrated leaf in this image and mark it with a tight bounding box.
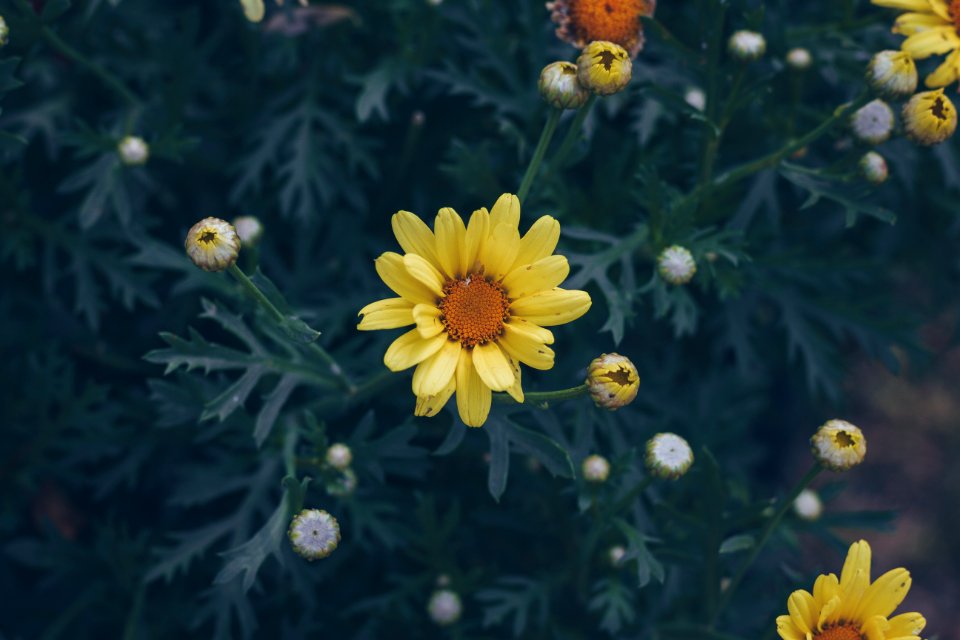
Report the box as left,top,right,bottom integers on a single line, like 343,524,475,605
505,421,574,479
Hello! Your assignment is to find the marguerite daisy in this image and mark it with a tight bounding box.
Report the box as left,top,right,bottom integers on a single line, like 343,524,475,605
359,194,591,427
873,0,960,88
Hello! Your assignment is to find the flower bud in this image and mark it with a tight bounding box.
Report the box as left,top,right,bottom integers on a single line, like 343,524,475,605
586,353,640,410
577,41,632,96
325,443,353,470
233,215,264,246
850,99,895,145
866,50,918,99
684,87,706,112
903,89,957,146
859,151,888,185
0,16,9,47
793,488,823,521
427,590,462,626
608,545,627,567
645,432,694,479
240,0,265,22
117,136,149,166
657,245,697,285
582,454,610,483
810,419,866,471
786,48,812,71
539,61,589,110
288,508,340,560
184,217,241,272
326,468,357,497
728,30,766,62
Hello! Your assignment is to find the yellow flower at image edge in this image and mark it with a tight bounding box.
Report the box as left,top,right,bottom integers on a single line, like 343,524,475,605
903,88,958,145
358,194,592,427
185,217,241,272
777,540,925,640
873,0,960,87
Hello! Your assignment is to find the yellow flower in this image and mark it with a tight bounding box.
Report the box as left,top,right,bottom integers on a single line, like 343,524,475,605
184,217,241,272
546,0,656,57
585,353,639,410
539,61,590,110
358,194,592,427
577,41,633,96
872,0,960,88
810,419,867,471
902,88,958,145
776,539,925,640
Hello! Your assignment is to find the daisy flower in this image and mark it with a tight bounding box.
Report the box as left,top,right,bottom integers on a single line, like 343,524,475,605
359,194,591,427
547,0,657,57
873,0,960,88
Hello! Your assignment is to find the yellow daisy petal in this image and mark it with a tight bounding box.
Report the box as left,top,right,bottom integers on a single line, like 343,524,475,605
925,47,960,86
464,207,490,273
776,615,804,640
840,540,872,595
415,373,456,417
435,207,468,278
384,329,446,371
510,288,592,326
375,252,437,305
499,323,555,370
505,356,524,403
513,215,561,270
894,11,951,35
471,342,515,391
857,569,911,620
812,573,841,609
818,594,843,630
502,255,570,299
412,303,445,338
403,253,446,297
787,590,817,635
928,0,951,21
455,349,491,427
886,612,926,637
506,317,555,345
489,193,520,230
871,0,938,11
480,222,521,281
861,615,891,640
902,26,960,59
392,210,441,269
412,339,461,396
358,297,415,331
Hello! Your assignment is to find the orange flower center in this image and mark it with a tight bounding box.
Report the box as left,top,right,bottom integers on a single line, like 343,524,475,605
568,0,653,51
814,624,863,640
439,275,511,348
952,0,960,32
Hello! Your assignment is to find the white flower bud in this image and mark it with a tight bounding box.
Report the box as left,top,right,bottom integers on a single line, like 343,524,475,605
657,245,697,285
684,87,706,112
427,590,462,626
728,30,766,62
810,419,866,471
786,48,812,70
860,151,888,185
582,454,611,483
325,443,353,471
232,216,264,246
850,99,895,146
118,136,149,166
645,433,694,480
288,509,340,560
793,489,823,521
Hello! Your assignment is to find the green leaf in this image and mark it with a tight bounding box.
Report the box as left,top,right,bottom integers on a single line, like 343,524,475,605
613,519,665,587
780,165,896,226
486,418,510,502
505,421,574,479
278,315,321,345
719,534,755,555
42,0,72,21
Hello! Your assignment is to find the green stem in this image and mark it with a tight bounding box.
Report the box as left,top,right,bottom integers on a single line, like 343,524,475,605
493,383,589,406
711,463,822,624
551,94,598,171
697,0,727,189
517,108,562,203
609,476,652,516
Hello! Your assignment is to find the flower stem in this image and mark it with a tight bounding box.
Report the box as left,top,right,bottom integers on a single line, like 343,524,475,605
711,463,822,624
493,383,589,406
551,94,598,172
517,108,562,203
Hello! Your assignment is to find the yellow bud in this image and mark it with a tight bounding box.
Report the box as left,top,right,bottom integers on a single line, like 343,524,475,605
539,61,589,110
184,217,241,272
577,41,632,96
902,89,957,146
585,353,640,410
866,50,918,99
810,419,866,471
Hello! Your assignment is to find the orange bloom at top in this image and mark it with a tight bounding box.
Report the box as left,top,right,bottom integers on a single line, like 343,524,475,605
547,0,656,57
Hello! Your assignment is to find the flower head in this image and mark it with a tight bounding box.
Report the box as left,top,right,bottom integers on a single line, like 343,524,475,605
586,353,640,410
872,0,960,88
811,419,866,471
539,61,590,109
850,99,895,145
657,245,697,285
728,30,766,61
867,50,918,98
358,194,591,427
428,590,462,626
776,539,924,640
233,215,264,245
793,489,823,521
577,41,633,95
547,0,656,57
184,218,241,272
288,508,340,560
118,136,149,166
860,151,889,185
903,88,958,146
786,47,813,70
582,454,611,482
645,432,694,479
325,443,353,470
0,16,9,47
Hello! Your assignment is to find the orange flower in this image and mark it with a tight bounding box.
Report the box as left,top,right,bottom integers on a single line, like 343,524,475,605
547,0,657,57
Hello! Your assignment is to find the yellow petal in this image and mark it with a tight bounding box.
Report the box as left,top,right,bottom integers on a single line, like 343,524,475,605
861,615,891,640
902,26,960,59
510,288,592,326
504,317,555,344
403,253,446,297
837,540,871,619
479,222,520,280
384,329,446,371
357,297,415,330
375,252,437,305
455,349,491,427
489,193,520,230
415,373,456,417
434,207,467,278
413,303,445,338
929,0,951,21
499,323,555,370
392,210,442,269
895,11,950,35
787,590,817,635
412,339,461,396
886,612,926,638
464,208,490,273
818,594,843,630
505,356,524,403
471,342,515,391
502,255,570,299
925,48,960,87
812,573,840,609
776,615,804,640
857,568,911,619
871,0,938,11
513,215,561,269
